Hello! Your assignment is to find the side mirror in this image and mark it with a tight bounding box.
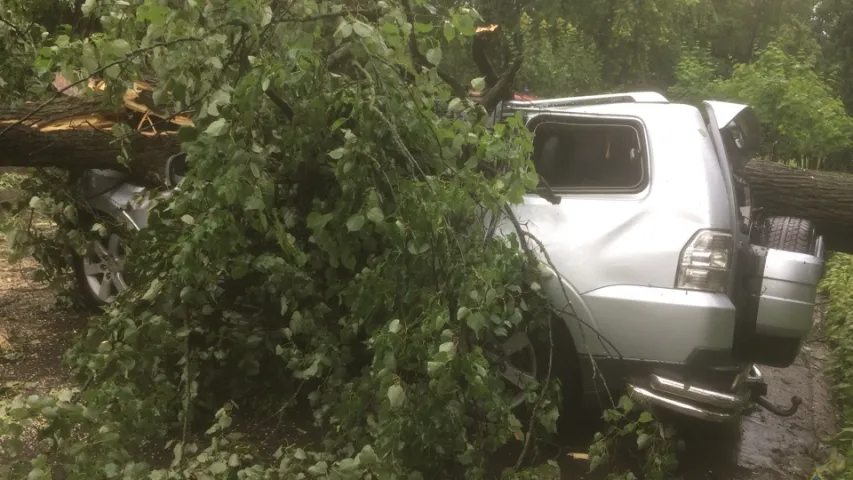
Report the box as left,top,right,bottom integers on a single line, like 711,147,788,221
164,153,187,188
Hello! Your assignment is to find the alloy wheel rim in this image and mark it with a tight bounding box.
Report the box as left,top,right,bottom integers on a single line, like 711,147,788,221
499,331,539,409
81,233,127,303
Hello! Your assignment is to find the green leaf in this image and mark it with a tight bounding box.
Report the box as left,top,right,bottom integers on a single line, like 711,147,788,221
57,389,73,402
638,411,654,423
104,464,118,478
111,39,131,57
357,445,378,465
300,361,319,378
387,384,405,409
466,312,485,333
471,77,486,91
618,395,634,413
388,319,401,334
636,433,651,450
589,454,602,472
82,44,98,72
415,22,434,33
307,461,328,476
427,361,442,374
137,3,169,24
352,21,372,37
336,22,353,38
209,461,227,474
306,212,333,230
367,207,384,223
28,469,45,480
456,306,470,320
81,0,97,15
448,98,463,113
245,195,264,211
426,48,443,66
142,279,161,301
346,214,365,232
329,147,346,159
207,89,231,116
181,214,195,225
383,22,400,35
443,23,456,41
205,118,230,137
454,14,476,36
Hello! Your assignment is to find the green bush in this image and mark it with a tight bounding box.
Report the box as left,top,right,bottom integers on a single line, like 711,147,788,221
819,253,853,475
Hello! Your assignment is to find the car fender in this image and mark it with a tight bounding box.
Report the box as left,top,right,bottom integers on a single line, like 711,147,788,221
84,182,152,231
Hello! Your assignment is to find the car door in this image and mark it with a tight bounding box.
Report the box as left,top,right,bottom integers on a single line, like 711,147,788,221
497,111,660,360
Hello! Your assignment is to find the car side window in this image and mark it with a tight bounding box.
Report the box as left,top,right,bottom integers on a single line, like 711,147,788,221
530,118,648,192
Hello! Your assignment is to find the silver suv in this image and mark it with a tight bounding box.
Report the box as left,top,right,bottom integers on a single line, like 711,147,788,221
72,92,823,423
492,92,824,422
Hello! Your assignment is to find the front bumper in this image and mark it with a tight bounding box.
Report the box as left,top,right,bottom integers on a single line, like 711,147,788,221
627,365,763,422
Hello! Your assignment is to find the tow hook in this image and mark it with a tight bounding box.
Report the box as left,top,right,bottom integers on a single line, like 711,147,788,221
745,368,803,417
755,395,803,417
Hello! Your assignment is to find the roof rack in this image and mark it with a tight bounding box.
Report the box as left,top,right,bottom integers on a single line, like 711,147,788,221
493,92,668,123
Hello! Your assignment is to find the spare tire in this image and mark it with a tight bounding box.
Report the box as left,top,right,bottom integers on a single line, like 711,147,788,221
747,216,821,367
758,216,818,256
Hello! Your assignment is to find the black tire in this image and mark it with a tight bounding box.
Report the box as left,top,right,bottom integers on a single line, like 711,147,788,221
758,216,817,255
71,210,130,310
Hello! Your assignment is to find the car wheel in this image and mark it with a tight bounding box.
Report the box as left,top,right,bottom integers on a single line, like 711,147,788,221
71,212,130,309
496,317,581,426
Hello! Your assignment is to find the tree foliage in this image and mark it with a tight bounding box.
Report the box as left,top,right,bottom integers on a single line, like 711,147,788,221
515,13,602,97
0,0,576,478
2,0,853,477
713,44,853,170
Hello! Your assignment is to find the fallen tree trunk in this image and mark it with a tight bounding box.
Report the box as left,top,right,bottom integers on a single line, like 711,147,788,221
0,96,178,184
743,160,853,254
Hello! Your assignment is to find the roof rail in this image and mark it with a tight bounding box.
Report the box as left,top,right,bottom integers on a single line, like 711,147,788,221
501,92,668,111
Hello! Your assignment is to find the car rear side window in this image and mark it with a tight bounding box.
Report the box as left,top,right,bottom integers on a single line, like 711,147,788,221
529,116,648,193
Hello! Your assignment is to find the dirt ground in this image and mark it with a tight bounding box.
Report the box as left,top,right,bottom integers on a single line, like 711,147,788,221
0,239,838,479
0,253,85,401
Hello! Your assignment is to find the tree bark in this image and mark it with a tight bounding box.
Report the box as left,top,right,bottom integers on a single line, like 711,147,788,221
743,160,853,254
0,96,177,184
